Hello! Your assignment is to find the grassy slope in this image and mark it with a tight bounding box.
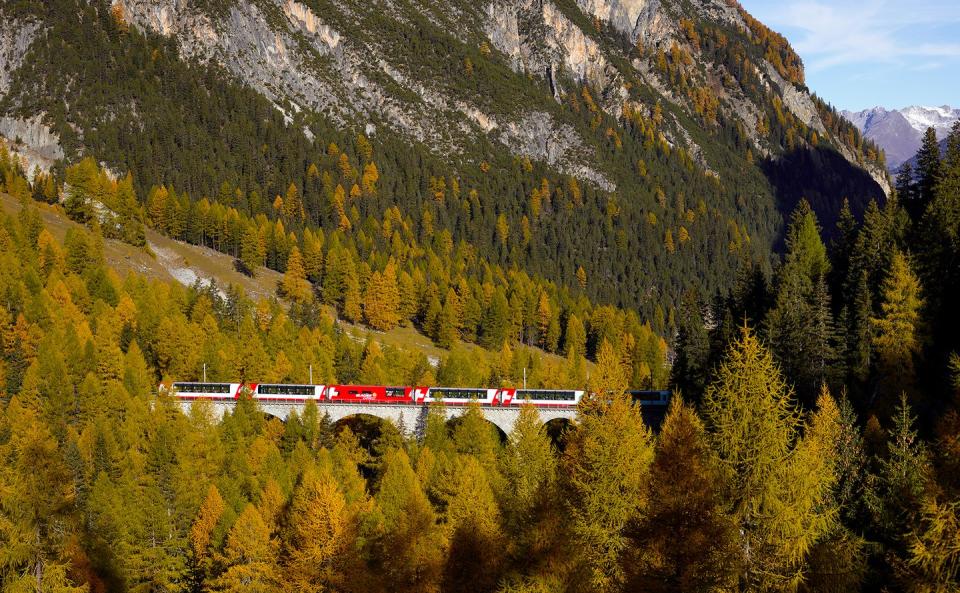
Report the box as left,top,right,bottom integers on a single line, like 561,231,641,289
1,192,580,372
0,192,283,301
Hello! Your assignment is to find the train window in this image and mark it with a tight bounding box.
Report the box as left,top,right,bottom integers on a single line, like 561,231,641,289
385,387,406,398
257,384,315,396
173,383,232,394
516,389,576,401
628,390,670,405
431,388,486,399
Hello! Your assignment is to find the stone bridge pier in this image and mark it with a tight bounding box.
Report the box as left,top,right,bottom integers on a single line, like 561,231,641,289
178,400,578,437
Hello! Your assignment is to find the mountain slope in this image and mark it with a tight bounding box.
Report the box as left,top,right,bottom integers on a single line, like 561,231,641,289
842,105,959,170
0,0,888,321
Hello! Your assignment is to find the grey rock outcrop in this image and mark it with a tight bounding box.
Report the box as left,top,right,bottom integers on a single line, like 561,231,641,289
0,16,39,97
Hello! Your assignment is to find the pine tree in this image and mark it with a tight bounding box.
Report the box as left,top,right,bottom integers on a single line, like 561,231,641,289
63,157,99,224
844,270,873,388
361,161,379,195
564,314,586,359
766,200,838,405
480,289,510,349
283,182,303,221
871,250,923,402
589,339,627,399
896,161,916,204
916,127,943,212
915,122,960,398
704,326,842,589
363,260,401,331
282,246,311,303
900,498,960,591
240,225,265,276
798,389,868,592
0,400,84,593
459,283,482,343
436,288,461,348
670,289,710,402
535,292,551,349
284,467,355,593
443,456,504,593
213,504,279,593
190,484,225,567
342,273,362,323
870,395,932,548
451,399,501,482
563,392,654,592
422,399,455,459
321,248,349,308
371,449,445,593
359,340,387,385
625,397,739,592
499,404,555,534
576,266,587,289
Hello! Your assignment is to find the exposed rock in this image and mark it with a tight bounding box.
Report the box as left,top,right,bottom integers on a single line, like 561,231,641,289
0,115,62,176
687,0,744,28
484,1,523,68
0,16,39,97
0,116,63,161
0,0,888,199
761,63,824,135
498,111,615,189
575,0,672,46
542,1,608,87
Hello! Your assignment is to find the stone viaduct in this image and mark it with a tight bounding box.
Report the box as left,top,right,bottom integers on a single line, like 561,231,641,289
177,400,578,436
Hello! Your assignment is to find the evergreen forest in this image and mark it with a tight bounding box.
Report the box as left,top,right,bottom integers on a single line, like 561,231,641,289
0,0,959,591
0,124,958,592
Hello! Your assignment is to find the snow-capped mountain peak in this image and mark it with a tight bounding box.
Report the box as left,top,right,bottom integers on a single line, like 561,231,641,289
841,104,958,169
898,105,959,135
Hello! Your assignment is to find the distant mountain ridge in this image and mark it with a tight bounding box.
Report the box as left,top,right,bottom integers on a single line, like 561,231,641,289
842,105,959,170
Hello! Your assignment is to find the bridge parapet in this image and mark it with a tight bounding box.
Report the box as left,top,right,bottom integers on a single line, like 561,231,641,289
177,400,578,437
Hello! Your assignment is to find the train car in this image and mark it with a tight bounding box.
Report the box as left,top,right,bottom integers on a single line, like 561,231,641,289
409,387,430,403
255,383,325,402
326,385,425,404
628,390,671,407
166,382,244,400
425,387,499,405
628,390,671,430
499,388,584,407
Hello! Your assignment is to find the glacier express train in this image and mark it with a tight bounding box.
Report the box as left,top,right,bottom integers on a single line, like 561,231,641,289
162,382,588,407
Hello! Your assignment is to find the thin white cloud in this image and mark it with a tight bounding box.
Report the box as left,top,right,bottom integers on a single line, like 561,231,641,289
911,61,944,71
748,0,960,73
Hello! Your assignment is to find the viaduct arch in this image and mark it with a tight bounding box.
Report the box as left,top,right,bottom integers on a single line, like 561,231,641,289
179,400,578,437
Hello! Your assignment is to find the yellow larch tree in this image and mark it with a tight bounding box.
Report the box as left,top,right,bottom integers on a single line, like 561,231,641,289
284,467,356,593
282,246,311,303
363,260,401,331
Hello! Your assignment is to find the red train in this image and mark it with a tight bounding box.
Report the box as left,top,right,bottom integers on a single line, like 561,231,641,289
162,382,586,407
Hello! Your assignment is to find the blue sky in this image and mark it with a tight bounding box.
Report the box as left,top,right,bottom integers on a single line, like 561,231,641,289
737,0,960,110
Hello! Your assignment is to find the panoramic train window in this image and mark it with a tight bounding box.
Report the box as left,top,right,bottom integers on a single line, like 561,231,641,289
629,390,670,404
516,390,576,401
431,388,487,399
385,387,406,398
173,383,232,394
257,384,316,396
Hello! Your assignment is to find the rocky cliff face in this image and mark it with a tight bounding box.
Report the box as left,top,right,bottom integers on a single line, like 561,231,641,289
0,15,39,98
66,0,883,195
0,0,893,317
0,0,891,214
